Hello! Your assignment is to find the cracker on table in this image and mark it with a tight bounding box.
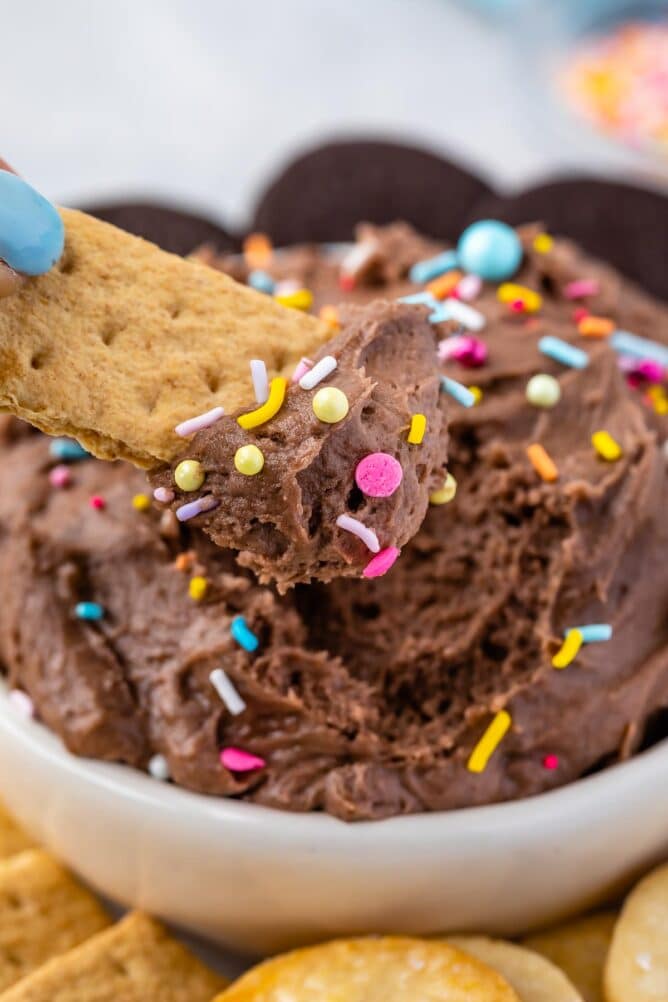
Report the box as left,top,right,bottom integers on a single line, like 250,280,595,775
604,862,668,1002
0,209,328,467
0,911,226,1001
215,936,519,1001
0,849,110,992
448,936,583,1001
523,912,617,1002
0,804,35,861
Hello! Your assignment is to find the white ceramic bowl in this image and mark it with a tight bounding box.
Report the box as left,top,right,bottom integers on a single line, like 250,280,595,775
0,684,667,956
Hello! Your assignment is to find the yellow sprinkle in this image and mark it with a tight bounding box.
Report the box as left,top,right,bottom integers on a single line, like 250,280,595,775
592,430,622,461
407,413,427,445
238,377,287,430
188,576,208,601
526,443,558,483
552,628,583,669
497,283,543,313
132,493,151,511
234,444,265,476
533,233,554,254
429,473,457,505
655,398,668,416
243,232,272,269
468,710,512,774
319,304,340,331
312,386,349,424
468,385,483,405
275,288,313,311
174,459,205,492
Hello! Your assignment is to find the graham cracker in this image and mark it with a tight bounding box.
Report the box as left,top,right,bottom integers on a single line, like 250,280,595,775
0,209,327,467
0,849,110,992
0,805,35,861
0,911,226,1001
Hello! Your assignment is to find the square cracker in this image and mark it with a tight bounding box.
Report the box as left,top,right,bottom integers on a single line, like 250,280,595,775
0,911,226,1001
0,849,110,992
0,805,35,861
0,209,328,467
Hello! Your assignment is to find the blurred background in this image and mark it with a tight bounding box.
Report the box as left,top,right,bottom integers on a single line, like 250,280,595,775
4,0,668,226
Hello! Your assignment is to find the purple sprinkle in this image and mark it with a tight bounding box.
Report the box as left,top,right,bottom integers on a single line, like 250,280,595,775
153,487,175,504
175,495,219,522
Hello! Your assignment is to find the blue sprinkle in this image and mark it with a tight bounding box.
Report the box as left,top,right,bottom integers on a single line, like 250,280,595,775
230,615,259,653
539,336,589,370
49,438,89,462
610,331,668,368
427,303,452,324
75,602,105,622
441,376,476,408
0,170,64,275
398,291,439,307
566,624,613,644
409,250,459,285
248,269,275,295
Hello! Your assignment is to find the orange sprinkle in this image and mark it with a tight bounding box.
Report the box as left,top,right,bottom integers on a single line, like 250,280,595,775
319,304,340,331
427,270,462,300
243,232,272,269
174,551,195,572
526,443,558,482
578,315,614,338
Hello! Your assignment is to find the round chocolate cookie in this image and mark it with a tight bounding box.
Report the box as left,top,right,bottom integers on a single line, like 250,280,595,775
83,201,238,256
469,179,668,302
252,138,492,245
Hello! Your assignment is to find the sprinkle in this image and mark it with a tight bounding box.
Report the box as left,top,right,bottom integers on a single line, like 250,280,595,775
527,443,558,482
234,444,265,476
578,315,614,338
49,438,89,462
153,486,175,503
592,430,622,461
274,279,301,297
429,473,457,505
220,747,265,773
355,453,403,498
299,354,337,390
526,373,561,408
248,269,275,294
439,334,487,367
398,291,438,307
174,459,205,492
148,754,171,781
338,273,356,292
566,623,613,643
427,270,462,300
75,601,105,622
564,278,600,299
610,330,668,368
407,414,427,445
291,357,313,383
468,385,483,404
275,288,313,311
552,628,583,669
363,546,401,579
248,359,269,406
539,335,589,370
188,576,208,601
633,358,665,383
319,305,340,331
434,298,486,331
238,376,287,430
175,495,219,522
89,495,105,510
335,514,380,553
174,551,195,572
8,689,34,719
175,406,225,438
533,233,554,254
441,376,476,408
230,614,259,652
455,274,482,301
243,232,272,269
312,386,349,424
542,754,559,770
467,710,511,773
409,249,459,285
49,465,71,488
572,307,589,323
209,668,247,715
340,239,379,279
497,283,542,313
132,493,151,511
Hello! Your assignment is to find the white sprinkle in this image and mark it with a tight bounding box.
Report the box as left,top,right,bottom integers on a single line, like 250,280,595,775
442,297,486,331
636,952,652,972
8,689,34,719
456,273,482,301
340,239,379,278
299,355,337,390
148,754,170,781
153,487,175,504
250,359,269,404
209,668,247,716
274,278,300,297
336,514,380,553
175,406,224,438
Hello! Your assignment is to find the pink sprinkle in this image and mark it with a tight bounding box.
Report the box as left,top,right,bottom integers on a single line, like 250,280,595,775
339,273,356,292
355,453,403,498
89,495,105,510
174,406,225,438
8,689,34,719
291,357,313,383
455,274,482,302
510,298,526,313
439,335,487,367
49,465,71,488
153,486,175,504
336,513,380,553
363,546,401,579
564,279,600,300
572,307,589,323
543,754,559,770
220,747,266,772
635,358,665,383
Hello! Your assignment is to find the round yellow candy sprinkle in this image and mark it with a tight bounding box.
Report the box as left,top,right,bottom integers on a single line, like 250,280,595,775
188,576,208,601
526,373,561,408
312,386,349,424
132,493,151,511
174,459,205,492
429,473,457,505
234,444,265,476
533,233,554,254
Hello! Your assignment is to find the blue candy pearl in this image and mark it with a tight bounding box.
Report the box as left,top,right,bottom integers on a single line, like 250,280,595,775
0,170,64,276
457,220,522,282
